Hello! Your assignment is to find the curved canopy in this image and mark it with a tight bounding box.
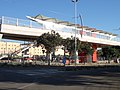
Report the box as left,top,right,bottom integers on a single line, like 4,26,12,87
31,14,117,36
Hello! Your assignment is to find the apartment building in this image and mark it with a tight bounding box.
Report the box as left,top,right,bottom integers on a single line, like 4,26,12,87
0,41,20,55
0,41,64,57
28,46,46,57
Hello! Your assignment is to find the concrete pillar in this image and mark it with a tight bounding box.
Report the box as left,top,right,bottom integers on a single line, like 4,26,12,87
92,44,97,62
0,34,3,40
76,51,79,64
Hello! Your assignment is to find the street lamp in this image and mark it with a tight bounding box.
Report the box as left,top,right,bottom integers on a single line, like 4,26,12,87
71,0,79,66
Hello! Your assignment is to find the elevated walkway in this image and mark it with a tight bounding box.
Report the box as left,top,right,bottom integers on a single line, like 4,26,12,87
0,16,120,46
0,16,49,41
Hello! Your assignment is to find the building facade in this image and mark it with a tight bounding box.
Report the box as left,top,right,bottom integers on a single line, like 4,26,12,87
0,41,64,57
0,41,20,55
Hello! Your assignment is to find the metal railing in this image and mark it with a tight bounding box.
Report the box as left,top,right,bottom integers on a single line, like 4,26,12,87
1,16,43,29
1,16,120,43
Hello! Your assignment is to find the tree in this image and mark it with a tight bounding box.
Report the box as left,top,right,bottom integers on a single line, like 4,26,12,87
97,49,103,60
62,36,94,63
36,30,62,66
102,46,120,63
62,37,81,60
78,42,94,63
79,42,94,56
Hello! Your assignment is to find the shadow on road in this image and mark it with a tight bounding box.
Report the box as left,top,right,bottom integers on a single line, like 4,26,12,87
0,66,120,90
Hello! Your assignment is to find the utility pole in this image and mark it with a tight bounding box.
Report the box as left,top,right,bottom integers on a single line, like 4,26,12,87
71,0,79,66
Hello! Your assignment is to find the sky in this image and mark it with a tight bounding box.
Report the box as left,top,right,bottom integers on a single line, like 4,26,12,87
0,0,120,36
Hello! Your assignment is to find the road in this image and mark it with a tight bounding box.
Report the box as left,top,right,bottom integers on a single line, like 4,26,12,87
0,67,120,90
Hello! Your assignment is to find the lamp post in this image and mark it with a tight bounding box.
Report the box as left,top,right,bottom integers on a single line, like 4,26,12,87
71,0,79,66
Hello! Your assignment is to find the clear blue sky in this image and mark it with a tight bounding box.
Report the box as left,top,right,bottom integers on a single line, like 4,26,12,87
0,0,120,36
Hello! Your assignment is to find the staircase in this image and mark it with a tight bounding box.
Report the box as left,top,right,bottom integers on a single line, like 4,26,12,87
0,55,8,60
11,41,37,56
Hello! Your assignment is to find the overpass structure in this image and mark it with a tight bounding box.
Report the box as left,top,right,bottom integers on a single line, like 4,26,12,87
0,15,120,62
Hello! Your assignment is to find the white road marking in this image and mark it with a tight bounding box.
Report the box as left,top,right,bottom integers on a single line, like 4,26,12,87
17,83,35,89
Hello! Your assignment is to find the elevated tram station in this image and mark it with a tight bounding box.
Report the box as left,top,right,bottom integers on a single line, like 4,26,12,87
0,15,120,62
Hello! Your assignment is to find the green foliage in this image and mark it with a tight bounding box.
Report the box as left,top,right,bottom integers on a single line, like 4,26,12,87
102,46,120,60
62,37,81,56
62,37,94,56
79,42,94,56
37,30,62,54
36,30,63,66
62,37,74,53
97,49,103,57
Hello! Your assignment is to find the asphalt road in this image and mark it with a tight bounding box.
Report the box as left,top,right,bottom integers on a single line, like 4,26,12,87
0,67,120,90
